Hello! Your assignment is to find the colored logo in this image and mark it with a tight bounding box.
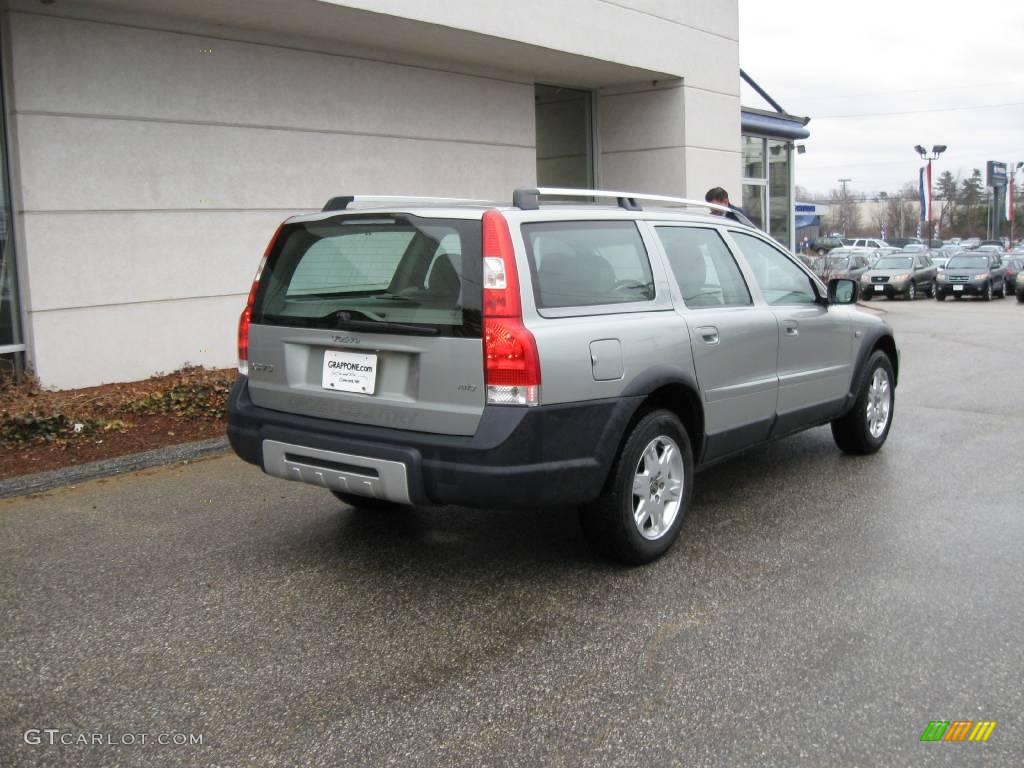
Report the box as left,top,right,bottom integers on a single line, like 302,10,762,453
920,721,997,742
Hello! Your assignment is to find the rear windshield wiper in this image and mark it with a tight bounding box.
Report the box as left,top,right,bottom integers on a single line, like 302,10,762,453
372,292,421,303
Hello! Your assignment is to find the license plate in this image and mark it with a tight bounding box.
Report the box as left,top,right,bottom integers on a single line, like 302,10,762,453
874,284,884,291
322,350,378,394
953,285,963,291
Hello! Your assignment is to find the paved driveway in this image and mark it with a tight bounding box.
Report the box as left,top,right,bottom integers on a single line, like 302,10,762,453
2,297,1022,767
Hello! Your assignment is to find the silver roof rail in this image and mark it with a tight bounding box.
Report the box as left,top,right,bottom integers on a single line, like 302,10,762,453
322,195,495,212
512,186,739,218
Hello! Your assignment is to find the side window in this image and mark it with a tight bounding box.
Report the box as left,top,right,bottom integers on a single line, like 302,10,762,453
730,231,817,305
655,226,751,308
522,221,655,308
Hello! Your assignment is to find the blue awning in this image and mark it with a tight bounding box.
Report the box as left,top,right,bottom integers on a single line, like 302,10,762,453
741,111,810,140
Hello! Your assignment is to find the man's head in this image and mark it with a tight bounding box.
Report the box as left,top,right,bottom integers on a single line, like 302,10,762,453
705,187,729,215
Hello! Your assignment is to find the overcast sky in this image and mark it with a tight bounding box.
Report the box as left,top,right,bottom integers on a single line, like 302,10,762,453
738,0,1024,199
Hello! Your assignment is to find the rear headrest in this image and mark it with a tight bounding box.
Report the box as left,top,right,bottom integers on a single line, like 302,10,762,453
537,249,615,307
426,254,461,301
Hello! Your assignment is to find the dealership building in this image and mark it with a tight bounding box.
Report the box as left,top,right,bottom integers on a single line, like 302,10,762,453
0,0,809,389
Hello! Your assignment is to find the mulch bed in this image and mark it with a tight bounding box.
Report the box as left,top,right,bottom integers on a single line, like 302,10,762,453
0,367,235,480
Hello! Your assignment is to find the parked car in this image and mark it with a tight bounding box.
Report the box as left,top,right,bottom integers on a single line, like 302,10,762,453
811,235,847,255
1001,257,1023,292
849,238,890,249
977,244,1004,258
887,237,924,249
860,252,938,300
935,252,1007,301
227,188,899,564
930,246,963,271
812,248,875,281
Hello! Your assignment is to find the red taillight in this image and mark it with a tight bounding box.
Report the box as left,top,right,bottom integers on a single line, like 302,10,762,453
238,223,284,375
481,209,539,405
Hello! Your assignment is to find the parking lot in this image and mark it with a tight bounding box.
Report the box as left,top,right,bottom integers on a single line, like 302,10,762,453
2,296,1022,767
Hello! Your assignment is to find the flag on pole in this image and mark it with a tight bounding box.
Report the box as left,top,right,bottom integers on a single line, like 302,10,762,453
918,167,930,221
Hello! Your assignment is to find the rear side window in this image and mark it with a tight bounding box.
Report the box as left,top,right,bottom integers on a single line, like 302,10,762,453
253,214,482,337
522,221,654,308
655,226,751,307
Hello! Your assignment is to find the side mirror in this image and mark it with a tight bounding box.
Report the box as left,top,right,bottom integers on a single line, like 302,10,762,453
828,278,858,305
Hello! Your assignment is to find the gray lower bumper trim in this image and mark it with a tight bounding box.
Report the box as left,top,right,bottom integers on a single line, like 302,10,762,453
262,440,411,504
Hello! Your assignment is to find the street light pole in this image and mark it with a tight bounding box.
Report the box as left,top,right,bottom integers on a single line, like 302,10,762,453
1011,162,1023,244
914,144,946,243
838,178,851,236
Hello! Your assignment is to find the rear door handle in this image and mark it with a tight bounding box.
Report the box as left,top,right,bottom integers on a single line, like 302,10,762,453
696,325,719,345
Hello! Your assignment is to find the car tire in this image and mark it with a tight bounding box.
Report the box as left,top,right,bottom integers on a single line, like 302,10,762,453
330,491,410,513
926,284,935,298
861,292,872,301
579,409,693,565
983,282,992,301
935,290,945,301
997,281,1006,299
831,350,895,455
1017,290,1024,303
906,282,916,301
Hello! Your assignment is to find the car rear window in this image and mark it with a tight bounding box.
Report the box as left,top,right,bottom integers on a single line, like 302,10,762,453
521,221,655,308
252,214,482,337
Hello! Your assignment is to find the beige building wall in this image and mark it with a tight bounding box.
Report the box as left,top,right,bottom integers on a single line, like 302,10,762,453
3,0,740,388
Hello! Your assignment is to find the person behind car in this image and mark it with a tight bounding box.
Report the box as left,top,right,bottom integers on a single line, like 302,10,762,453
705,187,754,227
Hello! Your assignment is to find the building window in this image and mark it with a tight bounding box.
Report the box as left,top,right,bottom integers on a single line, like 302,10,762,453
0,33,24,377
768,139,791,249
742,135,792,251
535,84,594,190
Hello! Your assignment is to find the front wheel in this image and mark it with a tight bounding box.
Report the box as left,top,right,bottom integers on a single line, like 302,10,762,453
935,290,945,301
831,350,895,455
580,410,693,565
906,282,916,301
926,284,935,298
1017,289,1024,303
983,282,993,301
997,281,1006,299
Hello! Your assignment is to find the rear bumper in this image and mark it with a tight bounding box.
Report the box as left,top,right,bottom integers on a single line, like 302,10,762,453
227,377,639,508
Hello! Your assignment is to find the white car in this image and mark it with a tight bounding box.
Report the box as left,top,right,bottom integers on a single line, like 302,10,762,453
850,238,890,249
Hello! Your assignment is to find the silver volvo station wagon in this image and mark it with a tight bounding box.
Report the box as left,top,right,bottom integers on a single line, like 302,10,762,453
228,188,899,564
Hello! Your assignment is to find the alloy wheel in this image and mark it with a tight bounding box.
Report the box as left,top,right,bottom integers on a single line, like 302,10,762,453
630,436,685,541
866,368,892,439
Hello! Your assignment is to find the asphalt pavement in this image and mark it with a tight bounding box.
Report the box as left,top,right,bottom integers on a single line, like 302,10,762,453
2,295,1022,767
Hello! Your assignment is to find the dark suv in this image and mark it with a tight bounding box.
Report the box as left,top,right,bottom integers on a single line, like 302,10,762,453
228,188,899,564
936,253,1007,300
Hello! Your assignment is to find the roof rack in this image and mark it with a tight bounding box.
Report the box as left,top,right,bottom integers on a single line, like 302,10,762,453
322,195,495,212
512,187,737,217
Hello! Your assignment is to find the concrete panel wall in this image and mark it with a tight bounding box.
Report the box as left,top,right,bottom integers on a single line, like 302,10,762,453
328,0,740,93
598,83,740,201
29,297,246,388
7,10,535,388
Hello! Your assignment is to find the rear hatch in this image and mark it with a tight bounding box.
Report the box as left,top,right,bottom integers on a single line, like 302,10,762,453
247,211,485,436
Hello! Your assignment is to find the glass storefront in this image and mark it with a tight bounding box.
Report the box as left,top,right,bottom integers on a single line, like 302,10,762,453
0,27,24,378
742,134,793,251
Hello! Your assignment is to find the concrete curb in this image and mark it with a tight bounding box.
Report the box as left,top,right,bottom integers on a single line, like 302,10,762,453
0,437,231,500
